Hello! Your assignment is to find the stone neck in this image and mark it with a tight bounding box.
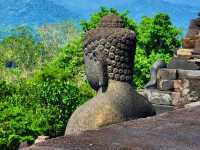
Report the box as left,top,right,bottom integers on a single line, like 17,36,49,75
97,80,133,94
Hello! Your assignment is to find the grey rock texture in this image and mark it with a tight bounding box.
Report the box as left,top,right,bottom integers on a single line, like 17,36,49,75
173,79,200,106
25,106,200,150
144,60,166,89
158,80,174,91
65,14,155,135
157,69,177,80
183,13,200,49
167,58,200,70
177,69,200,79
140,89,173,105
66,81,155,135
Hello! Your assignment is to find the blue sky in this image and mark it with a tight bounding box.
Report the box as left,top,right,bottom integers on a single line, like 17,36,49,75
0,0,199,32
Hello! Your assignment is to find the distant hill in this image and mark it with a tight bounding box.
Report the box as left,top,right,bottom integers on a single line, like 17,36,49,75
0,0,199,32
51,0,200,31
0,0,79,28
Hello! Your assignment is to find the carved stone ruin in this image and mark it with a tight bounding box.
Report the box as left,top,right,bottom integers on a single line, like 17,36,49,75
65,14,156,135
142,13,200,108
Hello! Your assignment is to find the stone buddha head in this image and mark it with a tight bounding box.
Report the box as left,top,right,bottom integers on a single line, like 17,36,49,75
65,14,155,136
83,14,136,92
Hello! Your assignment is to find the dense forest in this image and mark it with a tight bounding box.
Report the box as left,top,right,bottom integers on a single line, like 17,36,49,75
0,8,181,149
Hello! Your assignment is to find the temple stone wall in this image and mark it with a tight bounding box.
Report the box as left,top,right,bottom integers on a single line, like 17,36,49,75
142,13,200,108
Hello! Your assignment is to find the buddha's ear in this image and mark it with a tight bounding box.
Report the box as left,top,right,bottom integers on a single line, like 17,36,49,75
93,49,108,93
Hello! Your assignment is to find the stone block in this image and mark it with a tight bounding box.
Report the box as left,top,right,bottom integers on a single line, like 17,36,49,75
191,50,200,58
157,80,174,91
174,80,189,92
173,79,200,106
171,91,184,106
183,38,196,49
195,38,200,51
177,70,200,79
157,69,177,81
167,58,200,70
176,48,194,59
141,89,173,105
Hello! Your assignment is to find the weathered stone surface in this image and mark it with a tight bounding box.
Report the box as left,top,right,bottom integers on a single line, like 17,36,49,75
65,81,155,135
185,101,200,109
174,80,188,91
157,69,177,81
35,136,49,144
144,60,166,89
65,14,155,136
140,89,173,105
25,106,200,150
195,38,200,51
153,104,174,114
171,91,184,106
183,13,200,49
177,69,200,79
176,48,194,59
183,37,197,49
19,142,31,149
157,80,174,91
167,58,200,70
173,79,200,106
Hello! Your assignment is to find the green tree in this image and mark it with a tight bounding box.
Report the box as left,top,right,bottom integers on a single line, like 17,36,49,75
137,13,181,56
0,26,43,71
38,21,79,62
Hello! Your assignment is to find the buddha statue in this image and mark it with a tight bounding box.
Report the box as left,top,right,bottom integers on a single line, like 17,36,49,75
65,14,156,136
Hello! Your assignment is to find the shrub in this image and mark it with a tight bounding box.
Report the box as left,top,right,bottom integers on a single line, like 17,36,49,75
137,13,181,56
0,101,64,149
134,48,172,89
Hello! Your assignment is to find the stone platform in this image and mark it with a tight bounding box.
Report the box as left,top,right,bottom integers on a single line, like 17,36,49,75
25,106,200,150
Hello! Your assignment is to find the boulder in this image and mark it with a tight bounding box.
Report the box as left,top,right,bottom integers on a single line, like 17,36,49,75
171,91,184,106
